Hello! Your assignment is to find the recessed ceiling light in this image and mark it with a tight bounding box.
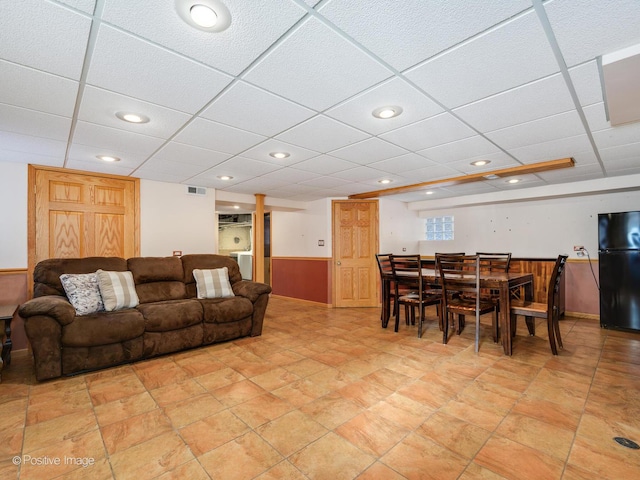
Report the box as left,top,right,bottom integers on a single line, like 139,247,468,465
372,106,403,119
233,205,240,209
217,175,233,180
116,112,150,124
96,155,120,162
378,179,392,184
471,160,490,166
507,178,520,184
269,152,290,159
425,191,434,195
175,0,231,32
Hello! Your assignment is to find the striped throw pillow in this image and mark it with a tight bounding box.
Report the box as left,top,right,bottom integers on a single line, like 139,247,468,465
193,267,235,299
96,270,139,311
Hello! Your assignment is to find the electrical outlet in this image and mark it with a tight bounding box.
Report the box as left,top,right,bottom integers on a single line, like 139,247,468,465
573,245,584,251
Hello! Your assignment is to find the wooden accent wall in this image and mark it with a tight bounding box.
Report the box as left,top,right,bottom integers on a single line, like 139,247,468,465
509,258,566,314
271,257,332,305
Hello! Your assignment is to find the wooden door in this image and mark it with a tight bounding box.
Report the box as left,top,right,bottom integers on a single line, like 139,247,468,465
332,200,378,307
29,166,140,269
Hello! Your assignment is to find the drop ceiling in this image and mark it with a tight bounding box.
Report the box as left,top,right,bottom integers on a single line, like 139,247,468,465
1,0,640,204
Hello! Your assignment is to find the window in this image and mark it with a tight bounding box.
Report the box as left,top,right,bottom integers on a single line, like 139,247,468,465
425,215,454,241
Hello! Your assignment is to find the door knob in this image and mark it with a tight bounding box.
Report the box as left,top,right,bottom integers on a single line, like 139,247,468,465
337,261,341,265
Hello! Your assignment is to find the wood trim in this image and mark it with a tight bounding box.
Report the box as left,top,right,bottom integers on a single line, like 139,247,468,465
565,311,600,320
271,257,331,261
348,157,575,199
0,269,28,275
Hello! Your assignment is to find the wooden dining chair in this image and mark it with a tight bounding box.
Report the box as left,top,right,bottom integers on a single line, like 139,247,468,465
437,254,498,352
375,253,395,328
389,254,442,338
509,254,568,355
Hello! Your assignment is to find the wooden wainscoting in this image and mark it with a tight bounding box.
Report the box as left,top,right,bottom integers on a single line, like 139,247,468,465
509,258,566,315
271,257,332,305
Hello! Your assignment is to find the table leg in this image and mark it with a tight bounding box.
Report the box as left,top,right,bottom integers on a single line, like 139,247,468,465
499,283,512,355
381,278,390,328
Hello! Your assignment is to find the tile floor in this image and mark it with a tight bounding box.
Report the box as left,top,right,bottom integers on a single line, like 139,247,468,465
1,296,640,479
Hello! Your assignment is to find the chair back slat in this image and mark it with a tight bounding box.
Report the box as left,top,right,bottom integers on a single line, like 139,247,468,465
548,255,568,312
389,254,423,292
437,254,479,295
375,253,393,276
476,252,511,272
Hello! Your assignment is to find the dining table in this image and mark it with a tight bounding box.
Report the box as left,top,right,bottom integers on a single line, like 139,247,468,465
382,267,534,356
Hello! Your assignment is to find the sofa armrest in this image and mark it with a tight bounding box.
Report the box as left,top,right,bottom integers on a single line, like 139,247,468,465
232,280,272,303
19,296,76,326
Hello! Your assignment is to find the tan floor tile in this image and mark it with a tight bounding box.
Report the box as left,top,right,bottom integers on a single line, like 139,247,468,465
195,366,246,391
163,392,225,428
250,367,301,391
510,394,583,431
101,409,173,455
381,432,468,480
475,435,565,480
94,392,158,427
336,379,394,408
284,358,331,378
230,393,296,428
335,410,410,456
256,410,328,457
180,409,250,456
417,411,491,459
22,408,98,454
299,392,364,430
109,431,193,480
212,379,268,407
356,461,406,480
363,367,414,391
368,392,434,430
133,360,188,390
306,367,358,391
289,432,375,480
397,377,456,410
567,434,640,480
198,431,283,480
155,458,210,480
26,388,93,426
148,378,207,406
173,351,226,377
254,460,308,480
88,371,147,406
458,462,508,479
272,378,331,407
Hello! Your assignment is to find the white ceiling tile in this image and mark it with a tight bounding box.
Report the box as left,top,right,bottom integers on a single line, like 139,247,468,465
67,143,147,169
605,159,640,174
486,111,586,150
417,135,501,164
292,155,358,175
453,74,575,133
327,166,391,183
442,183,500,195
369,153,436,174
73,121,165,158
592,120,640,150
380,113,476,151
135,158,210,178
443,154,520,175
201,82,315,137
583,103,610,132
101,0,305,76
173,118,266,154
78,86,191,138
264,184,322,198
319,0,531,71
298,176,352,189
325,77,443,135
0,148,63,167
484,174,545,190
207,157,282,178
0,104,71,141
0,131,67,158
244,17,392,111
545,0,640,67
405,11,559,108
600,141,640,164
276,116,369,152
225,177,292,194
151,142,230,167
240,139,319,165
87,26,233,113
57,0,96,14
260,168,318,184
536,160,602,182
329,138,408,165
1,0,91,78
568,61,604,107
66,158,135,176
398,164,462,183
0,61,78,117
506,134,593,164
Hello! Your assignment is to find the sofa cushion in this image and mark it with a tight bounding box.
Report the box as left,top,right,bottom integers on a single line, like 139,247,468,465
59,273,105,315
62,309,145,347
181,254,242,298
200,297,253,324
33,257,127,298
136,299,203,332
128,256,186,303
97,270,140,311
193,267,235,299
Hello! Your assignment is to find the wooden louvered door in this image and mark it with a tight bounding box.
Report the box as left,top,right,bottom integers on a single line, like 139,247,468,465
29,166,140,269
332,200,379,307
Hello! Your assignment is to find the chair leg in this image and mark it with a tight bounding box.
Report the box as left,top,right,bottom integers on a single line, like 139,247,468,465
525,316,535,335
492,310,499,343
511,312,517,338
547,316,558,355
394,304,401,333
553,313,563,350
442,308,449,344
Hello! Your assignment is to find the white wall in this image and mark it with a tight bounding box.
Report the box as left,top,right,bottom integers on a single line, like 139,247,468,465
379,198,422,254
0,162,28,268
417,190,640,258
140,179,217,256
271,198,332,257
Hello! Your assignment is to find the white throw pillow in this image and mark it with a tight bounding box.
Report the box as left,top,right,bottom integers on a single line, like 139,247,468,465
193,267,235,299
59,273,105,316
96,270,139,311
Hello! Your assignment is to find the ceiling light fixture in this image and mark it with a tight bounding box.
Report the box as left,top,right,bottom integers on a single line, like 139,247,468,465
269,152,290,159
378,179,392,184
97,155,120,162
233,205,240,209
372,106,403,119
471,160,490,166
507,178,520,184
175,0,231,32
425,191,434,195
116,112,150,124
217,175,233,180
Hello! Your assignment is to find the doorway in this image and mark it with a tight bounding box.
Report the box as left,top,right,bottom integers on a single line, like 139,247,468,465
217,213,253,280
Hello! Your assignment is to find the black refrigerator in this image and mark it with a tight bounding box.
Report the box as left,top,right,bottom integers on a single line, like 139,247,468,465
598,211,640,331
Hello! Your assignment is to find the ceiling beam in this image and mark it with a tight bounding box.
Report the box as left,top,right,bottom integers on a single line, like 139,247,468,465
348,157,576,200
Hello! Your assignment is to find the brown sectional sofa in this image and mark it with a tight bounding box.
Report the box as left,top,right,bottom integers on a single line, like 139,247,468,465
19,254,272,381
